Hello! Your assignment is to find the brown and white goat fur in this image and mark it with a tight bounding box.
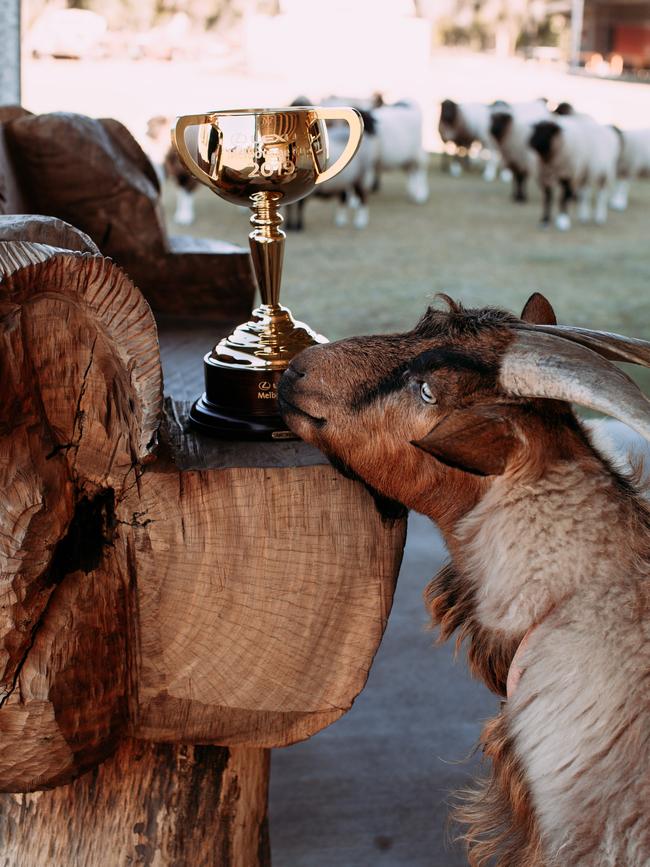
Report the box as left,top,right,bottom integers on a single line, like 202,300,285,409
279,294,650,866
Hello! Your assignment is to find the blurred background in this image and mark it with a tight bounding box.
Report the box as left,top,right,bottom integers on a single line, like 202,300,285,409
6,0,650,863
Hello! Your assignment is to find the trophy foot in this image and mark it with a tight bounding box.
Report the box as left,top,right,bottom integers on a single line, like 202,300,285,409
189,394,296,441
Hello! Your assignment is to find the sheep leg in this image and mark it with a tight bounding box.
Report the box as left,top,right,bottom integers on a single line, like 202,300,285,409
594,181,609,224
334,191,349,227
407,166,429,203
294,199,305,232
371,165,381,193
577,185,593,223
483,152,498,182
540,184,553,227
173,187,195,226
512,169,527,203
610,178,629,212
555,179,573,231
352,183,369,229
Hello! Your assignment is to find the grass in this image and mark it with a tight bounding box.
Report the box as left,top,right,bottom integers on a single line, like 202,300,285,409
163,156,650,388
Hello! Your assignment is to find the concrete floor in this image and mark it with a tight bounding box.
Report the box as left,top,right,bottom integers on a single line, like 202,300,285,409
269,513,496,867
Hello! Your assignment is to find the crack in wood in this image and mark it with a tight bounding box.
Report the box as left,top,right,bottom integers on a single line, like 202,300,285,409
0,489,115,709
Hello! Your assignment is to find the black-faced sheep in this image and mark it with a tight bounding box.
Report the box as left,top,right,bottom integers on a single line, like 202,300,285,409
439,99,503,181
490,99,566,202
279,293,650,866
529,114,621,230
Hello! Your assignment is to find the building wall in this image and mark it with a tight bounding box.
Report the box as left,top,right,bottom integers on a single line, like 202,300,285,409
583,1,650,67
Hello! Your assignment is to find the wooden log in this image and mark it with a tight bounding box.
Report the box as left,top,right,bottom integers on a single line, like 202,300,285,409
127,401,406,747
0,740,270,867
0,243,161,789
0,226,406,864
0,238,272,865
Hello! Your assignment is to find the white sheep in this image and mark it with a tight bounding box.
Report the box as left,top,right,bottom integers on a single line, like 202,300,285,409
610,128,650,211
529,112,621,230
284,109,378,231
372,99,429,203
438,99,503,181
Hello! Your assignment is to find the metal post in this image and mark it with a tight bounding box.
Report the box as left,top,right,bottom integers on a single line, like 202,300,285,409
0,0,21,105
570,0,585,69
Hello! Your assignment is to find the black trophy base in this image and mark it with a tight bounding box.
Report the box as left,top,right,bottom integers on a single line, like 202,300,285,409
188,352,298,441
189,394,295,440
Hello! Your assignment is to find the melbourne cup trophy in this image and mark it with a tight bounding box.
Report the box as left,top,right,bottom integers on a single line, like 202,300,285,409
172,106,364,438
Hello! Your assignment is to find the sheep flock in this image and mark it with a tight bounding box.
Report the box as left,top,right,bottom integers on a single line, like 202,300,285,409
440,96,650,231
155,95,649,234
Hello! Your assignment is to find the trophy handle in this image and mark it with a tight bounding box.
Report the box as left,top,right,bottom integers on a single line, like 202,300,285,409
313,108,364,186
171,113,216,188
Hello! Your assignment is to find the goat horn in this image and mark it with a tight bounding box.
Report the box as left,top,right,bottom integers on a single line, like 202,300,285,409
500,331,650,442
514,322,650,367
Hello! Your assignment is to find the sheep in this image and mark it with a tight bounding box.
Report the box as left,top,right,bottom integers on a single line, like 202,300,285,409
489,99,568,202
610,128,650,212
371,98,429,203
529,113,621,231
439,99,504,181
284,109,378,231
278,292,650,866
321,95,430,202
146,114,198,226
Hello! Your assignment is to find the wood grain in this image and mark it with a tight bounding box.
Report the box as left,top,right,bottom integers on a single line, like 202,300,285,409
0,243,161,789
0,740,270,867
127,450,405,747
0,223,406,863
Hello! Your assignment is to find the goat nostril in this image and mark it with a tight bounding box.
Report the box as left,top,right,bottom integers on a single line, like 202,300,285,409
287,364,306,379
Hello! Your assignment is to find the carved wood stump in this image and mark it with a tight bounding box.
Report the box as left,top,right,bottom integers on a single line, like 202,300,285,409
0,227,406,865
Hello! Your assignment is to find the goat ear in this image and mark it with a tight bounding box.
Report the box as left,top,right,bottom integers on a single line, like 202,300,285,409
520,292,557,325
412,409,518,476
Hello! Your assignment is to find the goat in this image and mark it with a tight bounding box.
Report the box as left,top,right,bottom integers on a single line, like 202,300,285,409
490,100,567,203
439,99,504,182
610,128,650,212
284,108,378,231
529,113,621,231
279,292,650,866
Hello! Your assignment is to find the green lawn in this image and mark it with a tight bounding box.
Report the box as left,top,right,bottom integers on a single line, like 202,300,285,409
163,156,650,386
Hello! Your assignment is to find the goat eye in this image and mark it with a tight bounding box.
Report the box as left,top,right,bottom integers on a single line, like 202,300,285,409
419,382,437,404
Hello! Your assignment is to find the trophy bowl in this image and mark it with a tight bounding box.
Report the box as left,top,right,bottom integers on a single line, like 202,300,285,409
172,106,364,439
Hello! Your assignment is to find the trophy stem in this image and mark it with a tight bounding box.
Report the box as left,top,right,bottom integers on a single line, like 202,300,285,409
248,191,285,309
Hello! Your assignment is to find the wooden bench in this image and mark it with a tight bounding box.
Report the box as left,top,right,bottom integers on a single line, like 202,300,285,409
0,217,406,865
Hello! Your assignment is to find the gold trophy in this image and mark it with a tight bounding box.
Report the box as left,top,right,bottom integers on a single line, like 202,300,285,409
172,106,364,438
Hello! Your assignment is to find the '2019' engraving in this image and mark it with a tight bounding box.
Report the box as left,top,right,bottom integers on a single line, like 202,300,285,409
248,133,296,178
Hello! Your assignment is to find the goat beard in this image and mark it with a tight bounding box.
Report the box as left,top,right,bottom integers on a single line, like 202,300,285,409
325,453,408,523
